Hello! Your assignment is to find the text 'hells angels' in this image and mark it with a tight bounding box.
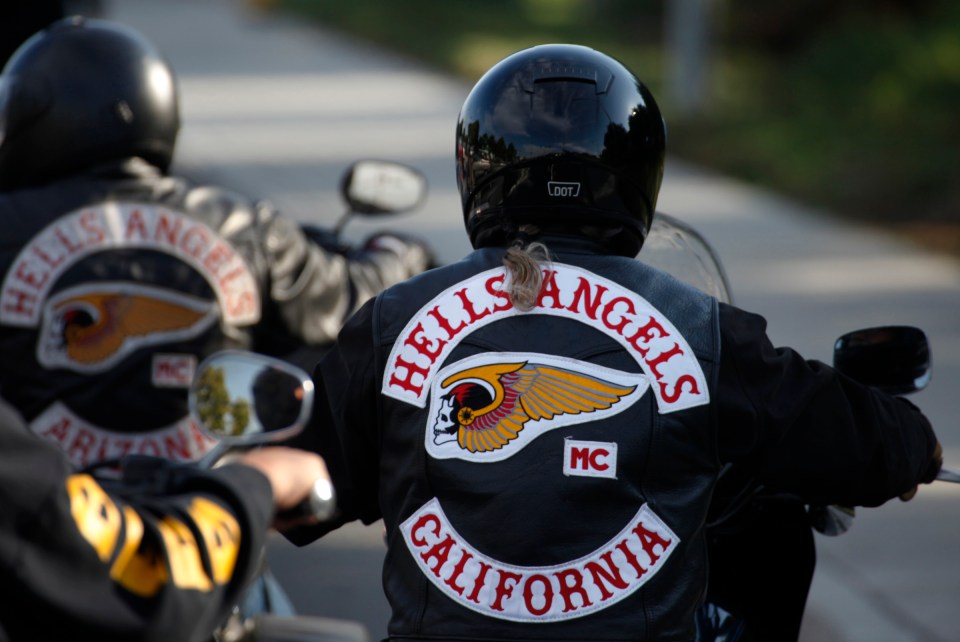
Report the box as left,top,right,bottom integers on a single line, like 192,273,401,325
383,264,707,413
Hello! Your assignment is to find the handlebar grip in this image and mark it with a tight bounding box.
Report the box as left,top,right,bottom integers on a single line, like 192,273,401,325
936,466,960,484
277,477,338,523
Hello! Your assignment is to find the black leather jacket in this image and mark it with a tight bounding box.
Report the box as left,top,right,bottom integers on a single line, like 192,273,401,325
0,159,431,466
0,402,275,642
291,239,938,641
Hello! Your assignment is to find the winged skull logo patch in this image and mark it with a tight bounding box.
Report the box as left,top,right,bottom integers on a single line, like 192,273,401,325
426,353,648,462
38,282,218,372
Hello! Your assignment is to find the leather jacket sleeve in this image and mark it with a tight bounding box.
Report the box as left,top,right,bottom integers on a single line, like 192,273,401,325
281,298,382,546
177,182,432,353
0,412,274,642
715,302,939,507
258,211,432,347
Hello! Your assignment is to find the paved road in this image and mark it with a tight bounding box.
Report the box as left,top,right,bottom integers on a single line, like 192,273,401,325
106,1,960,640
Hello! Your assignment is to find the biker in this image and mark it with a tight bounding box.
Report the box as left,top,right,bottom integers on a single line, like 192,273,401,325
0,17,432,468
285,44,943,641
0,404,328,642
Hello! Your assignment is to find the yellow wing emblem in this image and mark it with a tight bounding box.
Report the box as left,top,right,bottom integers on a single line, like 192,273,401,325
39,285,218,370
433,361,637,453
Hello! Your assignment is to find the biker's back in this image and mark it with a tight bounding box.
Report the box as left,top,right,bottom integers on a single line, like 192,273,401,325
291,43,941,642
0,18,430,467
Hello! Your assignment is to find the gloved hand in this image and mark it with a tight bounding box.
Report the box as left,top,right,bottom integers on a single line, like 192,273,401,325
364,231,438,272
900,441,943,501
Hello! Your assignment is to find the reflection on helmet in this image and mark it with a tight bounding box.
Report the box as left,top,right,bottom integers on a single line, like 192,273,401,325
456,44,666,257
0,17,180,190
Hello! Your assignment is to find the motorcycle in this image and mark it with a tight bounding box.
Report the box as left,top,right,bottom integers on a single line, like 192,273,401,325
188,350,371,642
640,211,958,641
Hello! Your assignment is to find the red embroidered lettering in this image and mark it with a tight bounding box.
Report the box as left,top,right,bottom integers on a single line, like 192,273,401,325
155,211,183,245
78,210,106,244
454,287,492,324
40,416,71,443
567,278,607,319
410,513,441,547
535,270,565,309
389,355,430,395
136,439,162,457
491,570,522,611
227,291,257,319
601,296,636,334
444,549,474,596
570,447,591,470
646,343,683,380
32,244,65,270
614,539,648,579
14,261,48,291
421,534,456,577
590,448,610,471
2,287,37,317
54,226,84,253
555,568,592,612
584,551,630,600
484,273,512,312
124,209,149,240
633,521,673,565
404,322,445,361
522,574,553,616
427,305,467,340
467,560,492,604
659,375,700,404
400,499,680,623
625,316,668,352
68,427,97,466
203,244,235,275
180,226,210,259
162,430,192,460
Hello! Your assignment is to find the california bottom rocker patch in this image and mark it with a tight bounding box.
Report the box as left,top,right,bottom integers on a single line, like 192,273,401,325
401,498,679,622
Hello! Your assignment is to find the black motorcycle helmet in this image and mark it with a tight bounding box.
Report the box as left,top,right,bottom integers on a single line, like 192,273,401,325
0,17,180,190
456,44,666,257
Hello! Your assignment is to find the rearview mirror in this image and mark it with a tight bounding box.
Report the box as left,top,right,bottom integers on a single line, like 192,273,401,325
833,326,930,395
189,351,314,447
340,159,427,216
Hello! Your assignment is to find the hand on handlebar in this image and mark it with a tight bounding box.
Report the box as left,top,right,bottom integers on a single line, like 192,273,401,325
364,232,438,270
899,441,944,501
235,446,333,526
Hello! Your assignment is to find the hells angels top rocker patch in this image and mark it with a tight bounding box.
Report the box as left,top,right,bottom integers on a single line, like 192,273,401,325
382,264,708,413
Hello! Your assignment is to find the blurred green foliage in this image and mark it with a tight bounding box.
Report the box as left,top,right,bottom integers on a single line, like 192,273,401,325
274,0,959,250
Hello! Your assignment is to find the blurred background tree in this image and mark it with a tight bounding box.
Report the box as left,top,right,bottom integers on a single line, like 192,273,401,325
269,0,960,254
